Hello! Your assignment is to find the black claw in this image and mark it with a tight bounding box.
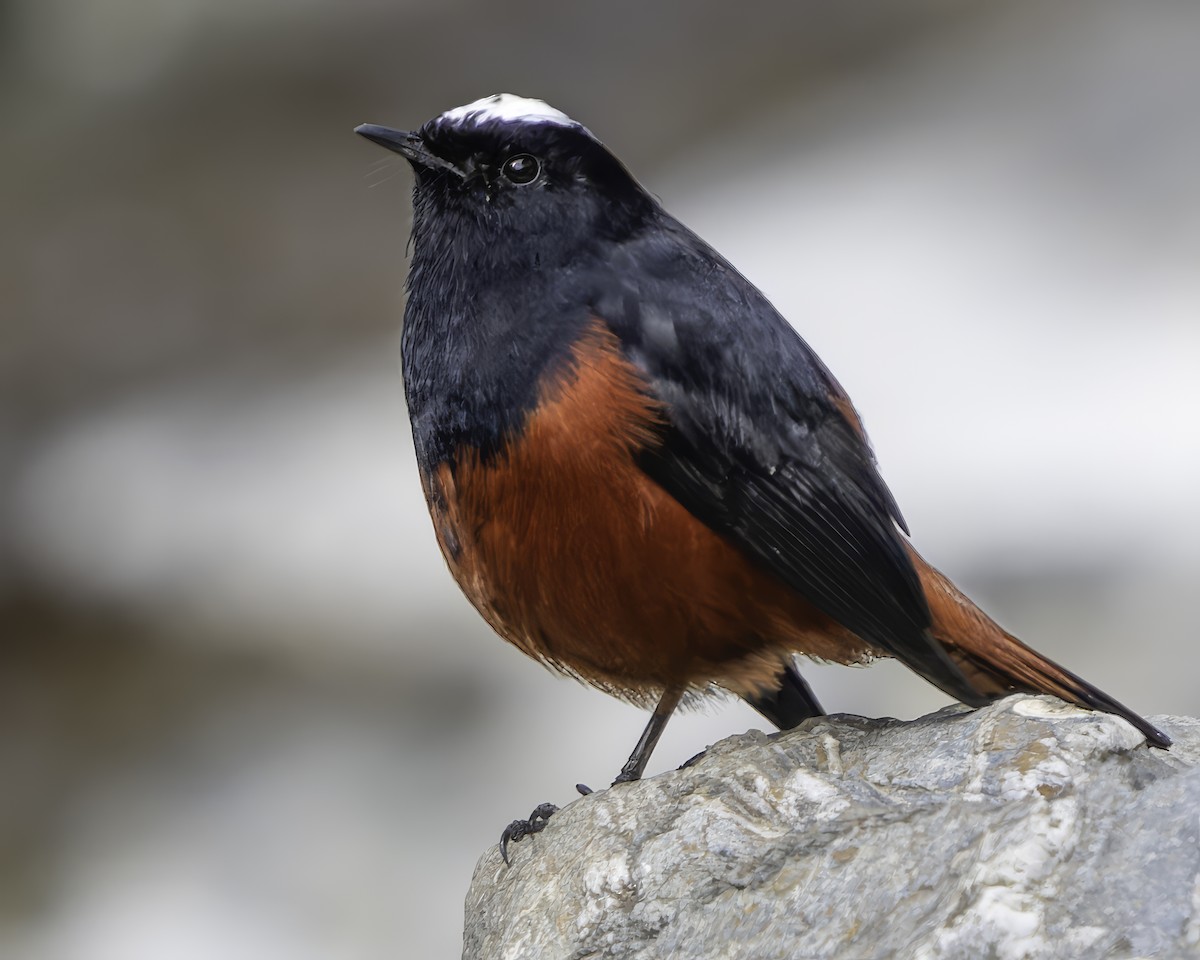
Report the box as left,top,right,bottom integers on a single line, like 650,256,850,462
498,802,559,865
575,783,593,795
498,821,525,867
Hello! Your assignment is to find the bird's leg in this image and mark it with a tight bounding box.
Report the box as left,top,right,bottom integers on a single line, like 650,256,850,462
612,686,684,785
497,688,684,863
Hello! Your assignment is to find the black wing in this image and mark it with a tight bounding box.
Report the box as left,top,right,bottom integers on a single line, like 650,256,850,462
592,218,982,705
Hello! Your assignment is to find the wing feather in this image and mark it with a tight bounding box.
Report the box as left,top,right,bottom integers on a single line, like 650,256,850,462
593,219,982,703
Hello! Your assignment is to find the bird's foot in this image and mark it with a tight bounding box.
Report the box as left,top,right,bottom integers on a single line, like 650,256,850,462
498,802,558,866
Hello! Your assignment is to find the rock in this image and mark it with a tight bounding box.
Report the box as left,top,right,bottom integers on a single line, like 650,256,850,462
462,696,1199,960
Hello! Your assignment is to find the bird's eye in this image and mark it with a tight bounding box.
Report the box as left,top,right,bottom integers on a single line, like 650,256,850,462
501,154,540,185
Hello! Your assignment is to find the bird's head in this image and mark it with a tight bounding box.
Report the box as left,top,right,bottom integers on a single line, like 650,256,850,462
356,94,656,260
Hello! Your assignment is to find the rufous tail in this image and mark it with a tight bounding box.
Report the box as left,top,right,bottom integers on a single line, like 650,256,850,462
907,546,1170,749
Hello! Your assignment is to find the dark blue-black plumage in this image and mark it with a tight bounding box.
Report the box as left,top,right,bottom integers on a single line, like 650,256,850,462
399,114,654,468
391,108,975,705
356,95,1169,762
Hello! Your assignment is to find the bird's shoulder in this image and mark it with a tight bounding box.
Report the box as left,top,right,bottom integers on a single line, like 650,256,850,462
584,216,861,476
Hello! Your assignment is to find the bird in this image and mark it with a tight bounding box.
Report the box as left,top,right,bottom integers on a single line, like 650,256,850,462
355,94,1170,858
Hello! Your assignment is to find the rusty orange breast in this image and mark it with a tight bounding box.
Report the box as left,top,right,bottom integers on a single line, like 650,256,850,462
421,319,868,703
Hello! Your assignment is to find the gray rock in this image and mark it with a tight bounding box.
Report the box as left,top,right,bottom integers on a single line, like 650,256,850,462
463,696,1200,960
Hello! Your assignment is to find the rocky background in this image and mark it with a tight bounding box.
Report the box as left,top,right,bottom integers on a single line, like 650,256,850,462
2,1,1198,957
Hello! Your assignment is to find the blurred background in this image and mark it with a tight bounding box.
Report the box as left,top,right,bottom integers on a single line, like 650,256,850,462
2,0,1198,956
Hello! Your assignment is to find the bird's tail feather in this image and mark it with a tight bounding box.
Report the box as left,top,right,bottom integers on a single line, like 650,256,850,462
907,547,1170,749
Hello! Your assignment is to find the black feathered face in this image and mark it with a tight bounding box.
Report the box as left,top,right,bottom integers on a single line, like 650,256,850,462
406,114,656,264
357,97,659,279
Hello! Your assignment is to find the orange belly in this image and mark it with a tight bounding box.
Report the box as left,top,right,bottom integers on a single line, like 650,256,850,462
420,321,872,704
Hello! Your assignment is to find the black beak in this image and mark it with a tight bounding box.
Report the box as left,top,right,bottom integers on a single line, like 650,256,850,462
354,124,462,176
